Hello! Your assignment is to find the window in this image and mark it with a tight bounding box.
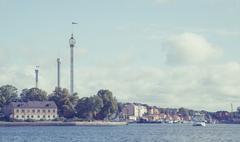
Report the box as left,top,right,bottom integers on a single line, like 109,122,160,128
31,115,34,118
43,115,45,118
27,115,29,118
53,115,55,118
42,110,46,113
22,115,25,118
16,115,19,118
37,110,40,113
21,109,25,113
38,115,40,118
48,110,51,113
48,115,50,118
32,110,35,113
53,110,56,113
16,109,19,113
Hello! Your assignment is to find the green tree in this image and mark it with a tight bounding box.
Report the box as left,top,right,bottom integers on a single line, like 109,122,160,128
75,95,103,120
20,88,48,102
178,107,190,116
0,85,18,112
96,89,118,120
48,87,78,118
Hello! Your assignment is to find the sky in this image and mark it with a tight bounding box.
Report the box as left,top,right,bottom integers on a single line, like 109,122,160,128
0,0,240,111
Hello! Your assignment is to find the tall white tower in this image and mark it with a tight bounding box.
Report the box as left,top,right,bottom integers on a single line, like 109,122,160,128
57,58,61,89
69,34,76,95
35,66,39,88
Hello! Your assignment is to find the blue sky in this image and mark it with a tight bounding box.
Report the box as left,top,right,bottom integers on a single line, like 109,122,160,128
0,0,240,111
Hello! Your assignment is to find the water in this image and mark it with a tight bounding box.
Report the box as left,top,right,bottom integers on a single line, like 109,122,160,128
0,124,239,142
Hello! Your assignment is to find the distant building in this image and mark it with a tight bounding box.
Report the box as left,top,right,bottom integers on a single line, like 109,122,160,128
159,113,167,120
148,106,160,115
4,101,58,120
122,103,147,121
146,114,160,121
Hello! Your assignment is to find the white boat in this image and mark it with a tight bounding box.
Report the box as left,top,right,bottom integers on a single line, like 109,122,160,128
192,113,206,127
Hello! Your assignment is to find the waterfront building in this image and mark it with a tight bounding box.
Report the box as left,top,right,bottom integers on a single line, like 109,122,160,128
122,103,147,120
4,101,58,120
146,114,160,121
148,106,160,115
159,113,167,120
172,115,182,122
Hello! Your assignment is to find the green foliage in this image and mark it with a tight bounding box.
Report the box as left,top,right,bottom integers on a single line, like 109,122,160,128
178,107,190,116
20,88,48,102
75,89,118,120
96,90,118,120
117,102,124,114
48,87,78,118
0,85,18,112
0,84,120,121
75,96,103,120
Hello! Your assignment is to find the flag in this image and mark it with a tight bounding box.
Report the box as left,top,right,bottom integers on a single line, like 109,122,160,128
72,22,78,24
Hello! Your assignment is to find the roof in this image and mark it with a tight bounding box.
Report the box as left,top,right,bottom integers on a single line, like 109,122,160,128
9,101,57,109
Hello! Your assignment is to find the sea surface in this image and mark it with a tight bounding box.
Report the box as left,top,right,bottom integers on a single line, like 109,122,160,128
0,124,239,142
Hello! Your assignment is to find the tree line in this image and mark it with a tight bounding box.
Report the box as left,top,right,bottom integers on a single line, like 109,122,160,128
0,85,119,121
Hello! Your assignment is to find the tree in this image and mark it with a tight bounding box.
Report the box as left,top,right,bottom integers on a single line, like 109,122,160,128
117,102,124,115
20,88,48,102
96,89,118,120
75,95,103,120
0,85,18,112
48,87,79,118
178,107,190,116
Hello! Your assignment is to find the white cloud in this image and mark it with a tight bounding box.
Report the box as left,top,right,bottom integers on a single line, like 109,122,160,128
74,62,240,111
163,33,222,65
1,50,240,111
1,35,240,111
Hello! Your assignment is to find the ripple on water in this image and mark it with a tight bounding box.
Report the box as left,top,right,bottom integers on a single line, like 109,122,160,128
0,124,240,142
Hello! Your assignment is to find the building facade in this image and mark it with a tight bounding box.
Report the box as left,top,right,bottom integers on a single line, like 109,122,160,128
4,101,58,120
122,103,147,121
148,106,160,115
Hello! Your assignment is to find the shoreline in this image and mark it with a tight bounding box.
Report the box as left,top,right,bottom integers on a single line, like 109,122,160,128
0,121,128,127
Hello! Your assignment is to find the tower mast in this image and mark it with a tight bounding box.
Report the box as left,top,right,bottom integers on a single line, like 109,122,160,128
69,34,76,95
57,58,61,89
35,66,39,88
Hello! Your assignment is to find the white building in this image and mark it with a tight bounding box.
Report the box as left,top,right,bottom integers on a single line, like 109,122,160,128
4,101,58,120
122,103,147,121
